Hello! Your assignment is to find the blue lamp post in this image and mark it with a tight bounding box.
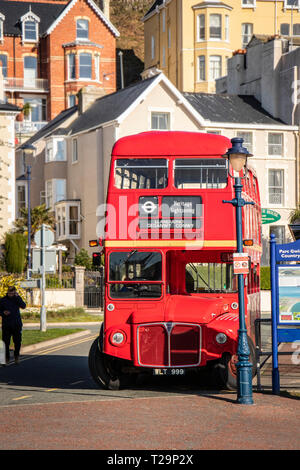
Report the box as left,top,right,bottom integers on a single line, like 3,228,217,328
222,137,254,405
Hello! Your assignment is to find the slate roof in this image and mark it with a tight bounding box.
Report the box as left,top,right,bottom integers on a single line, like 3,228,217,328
20,105,77,147
142,0,163,19
0,0,66,36
0,101,20,112
69,76,158,135
183,93,284,125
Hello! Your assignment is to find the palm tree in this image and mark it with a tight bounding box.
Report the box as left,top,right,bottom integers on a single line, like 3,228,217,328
14,204,55,238
289,204,300,224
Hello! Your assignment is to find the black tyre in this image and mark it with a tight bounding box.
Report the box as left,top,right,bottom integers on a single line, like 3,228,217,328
211,336,257,391
88,337,121,390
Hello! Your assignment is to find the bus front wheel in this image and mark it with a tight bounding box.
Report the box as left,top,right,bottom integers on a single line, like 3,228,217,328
212,337,256,390
88,337,121,390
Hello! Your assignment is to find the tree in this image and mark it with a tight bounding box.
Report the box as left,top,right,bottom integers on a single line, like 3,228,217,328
14,204,55,237
289,204,300,224
74,248,92,270
4,232,27,273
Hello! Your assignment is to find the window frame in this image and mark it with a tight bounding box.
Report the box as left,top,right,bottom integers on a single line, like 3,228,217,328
151,111,170,130
108,250,163,301
72,138,78,163
197,14,205,41
225,15,230,42
285,0,300,8
280,23,290,35
241,0,256,8
21,12,40,43
293,23,300,36
76,18,89,40
209,14,222,40
0,54,7,78
79,52,92,79
197,55,206,81
242,23,253,48
45,137,67,163
68,53,76,80
268,169,284,206
268,132,283,157
151,35,155,60
236,131,253,154
209,55,222,80
0,14,5,42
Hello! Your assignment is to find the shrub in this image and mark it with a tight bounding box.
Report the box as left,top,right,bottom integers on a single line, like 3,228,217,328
260,266,270,290
0,274,26,301
4,232,27,273
74,248,92,270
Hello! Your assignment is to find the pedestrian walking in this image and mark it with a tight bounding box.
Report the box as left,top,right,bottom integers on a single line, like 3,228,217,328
0,286,26,365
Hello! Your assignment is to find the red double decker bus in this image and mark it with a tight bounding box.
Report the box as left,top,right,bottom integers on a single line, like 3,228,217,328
88,131,262,390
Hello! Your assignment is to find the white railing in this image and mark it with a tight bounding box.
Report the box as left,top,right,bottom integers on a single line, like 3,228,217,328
15,121,48,134
4,77,49,92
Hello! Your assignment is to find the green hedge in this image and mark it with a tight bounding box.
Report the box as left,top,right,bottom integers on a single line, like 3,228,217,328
260,266,270,290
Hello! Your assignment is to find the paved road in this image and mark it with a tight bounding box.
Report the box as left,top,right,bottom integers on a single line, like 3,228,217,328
0,319,296,407
0,321,299,451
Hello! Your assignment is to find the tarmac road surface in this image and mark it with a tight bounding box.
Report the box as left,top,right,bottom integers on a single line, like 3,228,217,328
0,322,299,450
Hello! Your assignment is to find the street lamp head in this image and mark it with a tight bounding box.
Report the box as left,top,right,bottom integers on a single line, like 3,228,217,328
20,143,36,157
222,138,253,176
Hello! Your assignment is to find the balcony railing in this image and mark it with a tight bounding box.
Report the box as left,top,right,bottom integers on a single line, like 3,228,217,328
15,120,48,134
4,77,49,92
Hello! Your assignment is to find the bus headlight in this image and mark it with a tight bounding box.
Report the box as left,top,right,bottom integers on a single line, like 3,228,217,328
216,333,227,344
231,302,238,310
110,331,125,346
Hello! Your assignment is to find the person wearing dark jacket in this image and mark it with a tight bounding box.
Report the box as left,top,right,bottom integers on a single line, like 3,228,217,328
0,286,26,365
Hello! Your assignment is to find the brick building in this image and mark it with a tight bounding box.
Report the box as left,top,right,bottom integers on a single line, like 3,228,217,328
0,0,119,136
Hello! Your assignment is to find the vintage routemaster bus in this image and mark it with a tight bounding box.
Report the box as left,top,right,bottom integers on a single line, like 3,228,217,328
88,131,262,390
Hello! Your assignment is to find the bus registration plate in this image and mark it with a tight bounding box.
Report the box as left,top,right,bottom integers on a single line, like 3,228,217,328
153,368,185,376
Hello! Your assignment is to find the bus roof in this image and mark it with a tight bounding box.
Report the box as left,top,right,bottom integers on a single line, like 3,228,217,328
111,131,231,157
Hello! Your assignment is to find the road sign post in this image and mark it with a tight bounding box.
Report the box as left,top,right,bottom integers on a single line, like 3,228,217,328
34,224,55,332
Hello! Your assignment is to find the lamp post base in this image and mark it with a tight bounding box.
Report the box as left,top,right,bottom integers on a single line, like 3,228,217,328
236,328,254,405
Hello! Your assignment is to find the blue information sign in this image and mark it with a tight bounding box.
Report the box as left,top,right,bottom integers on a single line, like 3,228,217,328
270,235,300,394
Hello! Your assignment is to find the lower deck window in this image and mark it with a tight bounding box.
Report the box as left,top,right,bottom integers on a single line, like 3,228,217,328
109,251,162,299
186,262,237,293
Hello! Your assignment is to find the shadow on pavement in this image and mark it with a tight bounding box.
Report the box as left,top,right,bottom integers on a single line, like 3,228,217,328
0,353,237,400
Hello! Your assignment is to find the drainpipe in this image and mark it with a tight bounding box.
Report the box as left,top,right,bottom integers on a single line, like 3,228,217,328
295,130,300,205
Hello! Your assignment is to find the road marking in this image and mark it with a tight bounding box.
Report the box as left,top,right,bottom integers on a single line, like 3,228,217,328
38,334,98,356
46,388,58,392
69,380,84,386
12,395,32,401
15,334,98,364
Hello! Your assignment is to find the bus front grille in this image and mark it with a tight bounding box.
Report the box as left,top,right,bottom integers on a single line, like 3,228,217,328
137,323,201,367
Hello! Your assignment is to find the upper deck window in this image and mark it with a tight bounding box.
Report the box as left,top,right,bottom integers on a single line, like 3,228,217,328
174,159,227,189
115,159,168,189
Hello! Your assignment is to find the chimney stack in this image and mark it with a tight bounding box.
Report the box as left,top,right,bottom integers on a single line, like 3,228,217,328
101,0,110,20
77,86,106,115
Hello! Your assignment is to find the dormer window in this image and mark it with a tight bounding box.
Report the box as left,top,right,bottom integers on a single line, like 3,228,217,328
21,10,40,43
0,13,5,42
76,19,89,40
